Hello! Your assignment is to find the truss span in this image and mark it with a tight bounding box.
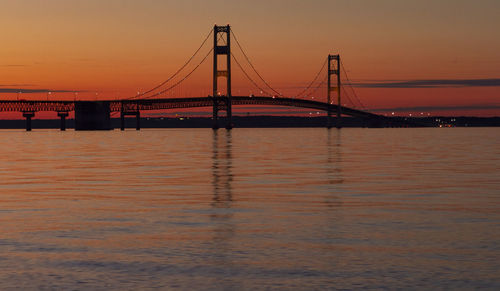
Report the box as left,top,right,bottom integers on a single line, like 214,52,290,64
0,97,381,119
117,96,381,119
0,100,74,112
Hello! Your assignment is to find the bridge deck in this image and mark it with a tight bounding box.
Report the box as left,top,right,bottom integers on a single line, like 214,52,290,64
0,96,382,119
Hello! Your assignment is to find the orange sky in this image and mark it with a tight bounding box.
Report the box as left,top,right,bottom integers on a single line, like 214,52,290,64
0,0,499,116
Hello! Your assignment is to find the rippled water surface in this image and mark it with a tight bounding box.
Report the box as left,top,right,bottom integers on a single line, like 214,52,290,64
0,128,499,289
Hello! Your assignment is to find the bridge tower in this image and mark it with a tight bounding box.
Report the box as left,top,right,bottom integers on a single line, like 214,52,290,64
212,24,232,130
22,111,35,131
327,54,341,128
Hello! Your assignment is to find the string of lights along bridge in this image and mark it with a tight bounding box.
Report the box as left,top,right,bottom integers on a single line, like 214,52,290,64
1,25,387,131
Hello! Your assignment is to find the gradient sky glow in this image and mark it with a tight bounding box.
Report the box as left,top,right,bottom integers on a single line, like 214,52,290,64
1,0,499,116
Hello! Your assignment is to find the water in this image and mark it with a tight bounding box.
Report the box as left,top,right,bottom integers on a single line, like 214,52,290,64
0,128,499,289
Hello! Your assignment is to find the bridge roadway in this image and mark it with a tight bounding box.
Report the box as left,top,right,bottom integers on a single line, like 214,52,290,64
0,96,381,119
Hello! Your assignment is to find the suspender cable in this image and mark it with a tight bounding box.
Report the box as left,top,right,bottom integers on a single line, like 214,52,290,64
305,75,328,99
293,58,328,99
127,28,213,100
231,53,273,96
230,29,284,97
340,60,366,109
141,47,214,99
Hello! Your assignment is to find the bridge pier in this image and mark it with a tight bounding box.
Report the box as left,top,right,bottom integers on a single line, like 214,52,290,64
121,111,141,131
57,111,69,131
74,101,112,130
120,112,125,131
136,111,141,130
225,100,232,130
212,96,232,130
212,103,218,130
22,111,35,131
335,116,342,129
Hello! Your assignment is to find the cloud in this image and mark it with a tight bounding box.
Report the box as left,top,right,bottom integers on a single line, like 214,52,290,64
352,78,500,88
0,88,80,93
0,84,36,87
371,104,500,112
0,64,27,67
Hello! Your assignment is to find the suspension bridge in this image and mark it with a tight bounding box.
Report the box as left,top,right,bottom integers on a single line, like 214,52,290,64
0,25,389,131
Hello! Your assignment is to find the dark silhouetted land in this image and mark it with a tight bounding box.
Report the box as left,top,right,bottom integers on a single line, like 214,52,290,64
0,116,499,129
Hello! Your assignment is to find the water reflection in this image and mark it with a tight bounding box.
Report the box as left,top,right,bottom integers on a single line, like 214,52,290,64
211,129,233,212
210,130,236,282
326,129,343,208
0,128,498,289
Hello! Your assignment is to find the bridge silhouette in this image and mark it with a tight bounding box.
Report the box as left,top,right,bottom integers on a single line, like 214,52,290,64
1,25,389,131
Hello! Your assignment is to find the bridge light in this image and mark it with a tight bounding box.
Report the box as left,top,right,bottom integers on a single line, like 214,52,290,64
391,112,395,115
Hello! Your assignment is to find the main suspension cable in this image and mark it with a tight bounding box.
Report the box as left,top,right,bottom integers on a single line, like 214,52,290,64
293,58,328,99
340,60,366,109
231,53,273,96
341,86,356,108
218,32,272,96
306,75,328,99
141,47,214,99
230,30,284,97
127,28,213,100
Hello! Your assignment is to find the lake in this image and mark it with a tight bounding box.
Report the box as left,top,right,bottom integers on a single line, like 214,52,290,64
0,128,499,289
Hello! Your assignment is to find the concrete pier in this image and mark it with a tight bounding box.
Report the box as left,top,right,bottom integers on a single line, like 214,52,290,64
57,111,69,131
120,111,141,131
22,111,35,131
74,101,112,130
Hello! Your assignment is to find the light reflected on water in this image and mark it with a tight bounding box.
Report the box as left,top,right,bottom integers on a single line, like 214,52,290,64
0,128,499,289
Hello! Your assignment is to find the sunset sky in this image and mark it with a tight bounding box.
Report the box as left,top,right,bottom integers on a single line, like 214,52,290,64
0,0,499,116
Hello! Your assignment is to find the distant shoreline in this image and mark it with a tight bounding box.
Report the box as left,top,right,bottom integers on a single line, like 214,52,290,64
0,116,499,129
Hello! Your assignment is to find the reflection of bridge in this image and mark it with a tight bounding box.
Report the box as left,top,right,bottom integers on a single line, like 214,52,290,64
1,25,388,131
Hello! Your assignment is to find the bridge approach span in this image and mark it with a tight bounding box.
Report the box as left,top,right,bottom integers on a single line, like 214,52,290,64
0,97,381,119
